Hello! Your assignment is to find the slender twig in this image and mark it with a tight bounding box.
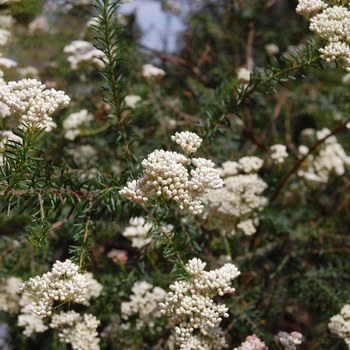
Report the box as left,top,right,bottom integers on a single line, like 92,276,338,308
38,193,44,222
245,21,255,68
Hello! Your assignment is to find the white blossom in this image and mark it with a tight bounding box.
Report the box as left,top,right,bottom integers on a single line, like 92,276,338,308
237,67,251,83
299,128,350,183
328,304,350,347
270,144,288,164
297,1,350,72
238,156,264,173
63,40,106,70
17,293,48,337
171,131,203,155
120,132,223,215
121,281,167,329
20,259,88,317
237,219,256,236
142,64,166,78
296,0,327,16
233,334,267,350
274,331,303,350
50,311,101,350
0,57,16,69
202,157,267,236
264,43,279,56
0,276,22,315
63,109,94,140
0,79,70,128
160,258,240,350
122,216,153,248
0,15,15,29
125,94,142,109
0,28,11,46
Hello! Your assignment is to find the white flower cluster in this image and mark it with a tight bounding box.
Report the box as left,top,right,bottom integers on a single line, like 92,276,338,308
0,277,48,337
121,281,167,329
265,43,279,56
233,334,267,350
122,217,152,248
159,258,240,350
298,128,350,184
0,15,15,30
237,67,251,83
171,131,203,155
270,144,288,164
0,276,22,315
296,0,327,16
328,304,350,348
296,0,350,72
120,132,224,215
125,94,142,109
274,331,303,350
237,156,264,173
0,57,17,69
202,157,267,236
63,109,94,140
17,293,48,337
63,40,105,70
20,259,88,317
0,28,11,47
50,311,101,350
142,64,166,78
0,127,21,147
0,79,70,127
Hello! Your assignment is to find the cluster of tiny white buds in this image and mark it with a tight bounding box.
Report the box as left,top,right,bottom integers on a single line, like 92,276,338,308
201,156,267,237
160,258,240,349
50,311,101,350
120,132,223,215
296,1,350,72
142,64,166,78
20,259,88,317
270,144,288,164
0,79,70,128
274,331,303,350
238,156,264,173
171,131,203,155
328,304,350,346
233,334,267,350
296,0,327,16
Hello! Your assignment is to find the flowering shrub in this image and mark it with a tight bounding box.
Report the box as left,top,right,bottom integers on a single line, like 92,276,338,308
0,0,350,349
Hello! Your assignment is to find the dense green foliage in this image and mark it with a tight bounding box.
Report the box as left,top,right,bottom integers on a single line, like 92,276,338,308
0,0,350,349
